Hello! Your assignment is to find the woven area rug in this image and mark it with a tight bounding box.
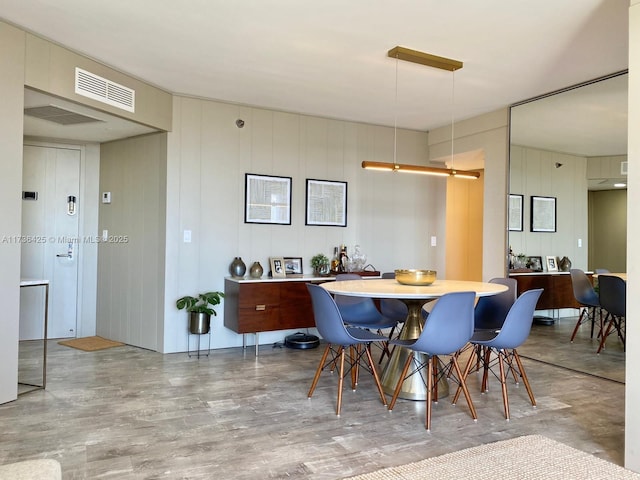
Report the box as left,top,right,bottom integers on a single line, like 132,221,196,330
344,435,639,480
58,336,125,352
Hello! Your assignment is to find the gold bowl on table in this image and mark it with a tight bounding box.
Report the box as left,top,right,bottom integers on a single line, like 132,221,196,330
394,269,437,286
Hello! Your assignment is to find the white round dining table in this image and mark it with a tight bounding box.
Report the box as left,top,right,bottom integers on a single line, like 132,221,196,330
321,278,508,400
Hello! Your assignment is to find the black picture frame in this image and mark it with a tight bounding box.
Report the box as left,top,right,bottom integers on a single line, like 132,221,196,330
305,179,347,227
526,256,543,272
283,257,303,275
244,173,292,225
530,195,556,232
508,194,523,231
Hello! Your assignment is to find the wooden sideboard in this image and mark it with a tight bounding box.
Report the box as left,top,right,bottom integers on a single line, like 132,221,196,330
509,272,591,310
224,276,334,354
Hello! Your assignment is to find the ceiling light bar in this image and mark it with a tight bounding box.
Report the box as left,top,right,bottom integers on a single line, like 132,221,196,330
362,161,480,179
387,46,463,71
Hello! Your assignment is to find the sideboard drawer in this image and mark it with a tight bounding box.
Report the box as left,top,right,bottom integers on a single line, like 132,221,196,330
236,306,281,333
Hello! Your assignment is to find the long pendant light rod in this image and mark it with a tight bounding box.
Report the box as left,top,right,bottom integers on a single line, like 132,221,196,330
363,46,479,179
361,161,480,179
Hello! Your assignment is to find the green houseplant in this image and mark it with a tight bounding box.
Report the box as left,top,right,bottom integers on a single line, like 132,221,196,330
310,253,330,276
176,291,224,334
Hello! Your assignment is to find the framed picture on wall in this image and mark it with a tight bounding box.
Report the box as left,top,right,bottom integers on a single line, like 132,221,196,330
245,173,292,225
531,195,556,232
508,194,523,231
305,179,347,227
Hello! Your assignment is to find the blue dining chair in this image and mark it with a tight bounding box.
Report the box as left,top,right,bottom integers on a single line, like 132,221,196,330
306,283,389,416
379,272,409,324
596,274,626,354
387,291,477,431
569,269,603,342
459,277,517,375
453,288,543,420
334,274,398,362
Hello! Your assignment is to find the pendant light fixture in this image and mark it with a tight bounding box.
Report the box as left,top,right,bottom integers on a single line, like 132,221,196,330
362,46,480,179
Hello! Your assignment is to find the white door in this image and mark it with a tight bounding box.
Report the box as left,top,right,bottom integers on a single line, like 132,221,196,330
20,145,81,340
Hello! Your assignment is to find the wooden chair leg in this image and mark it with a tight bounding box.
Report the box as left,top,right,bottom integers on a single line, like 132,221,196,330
432,355,439,403
452,345,477,405
378,326,395,364
597,316,616,354
481,348,492,393
426,356,433,431
308,344,332,398
388,353,414,411
336,347,346,416
350,346,358,389
570,308,588,342
497,350,510,420
450,355,477,421
363,344,387,407
513,350,536,407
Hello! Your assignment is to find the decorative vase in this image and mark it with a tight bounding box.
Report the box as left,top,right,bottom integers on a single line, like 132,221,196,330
314,264,330,276
229,257,247,278
189,312,211,334
559,256,572,272
249,261,263,279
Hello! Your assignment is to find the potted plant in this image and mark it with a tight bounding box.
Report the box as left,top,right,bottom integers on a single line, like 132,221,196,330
176,291,224,334
310,253,330,276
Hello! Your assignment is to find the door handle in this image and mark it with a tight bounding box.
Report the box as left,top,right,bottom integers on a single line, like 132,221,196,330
56,242,73,260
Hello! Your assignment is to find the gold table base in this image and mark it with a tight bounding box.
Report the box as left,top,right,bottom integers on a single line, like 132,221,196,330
380,299,449,400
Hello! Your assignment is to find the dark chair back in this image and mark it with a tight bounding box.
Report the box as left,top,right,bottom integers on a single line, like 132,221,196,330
379,272,408,321
598,275,626,318
474,277,517,330
570,269,599,307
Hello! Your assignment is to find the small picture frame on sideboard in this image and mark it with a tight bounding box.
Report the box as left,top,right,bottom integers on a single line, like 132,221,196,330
526,256,543,272
269,257,286,278
546,256,558,272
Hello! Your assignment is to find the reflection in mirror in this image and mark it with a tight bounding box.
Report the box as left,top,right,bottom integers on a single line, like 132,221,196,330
508,72,627,382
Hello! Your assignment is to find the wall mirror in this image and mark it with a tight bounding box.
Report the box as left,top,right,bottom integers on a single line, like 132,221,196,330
508,72,627,382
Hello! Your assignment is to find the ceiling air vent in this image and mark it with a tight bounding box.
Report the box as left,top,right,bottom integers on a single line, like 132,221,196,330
75,67,135,112
621,161,628,176
24,105,102,125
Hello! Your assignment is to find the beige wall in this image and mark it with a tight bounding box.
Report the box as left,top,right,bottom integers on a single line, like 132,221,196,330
626,0,640,470
429,109,509,280
163,96,447,353
0,21,25,404
98,133,167,351
24,33,172,132
446,172,484,280
588,189,627,272
509,145,589,270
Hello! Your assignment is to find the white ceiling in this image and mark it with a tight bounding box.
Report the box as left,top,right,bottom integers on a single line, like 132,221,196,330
2,1,629,158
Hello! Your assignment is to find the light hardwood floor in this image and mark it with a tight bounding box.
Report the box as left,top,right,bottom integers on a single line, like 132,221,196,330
4,318,625,479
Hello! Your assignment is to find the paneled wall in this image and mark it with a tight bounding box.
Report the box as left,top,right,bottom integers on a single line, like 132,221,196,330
0,21,25,404
98,133,167,351
163,96,445,353
509,145,588,269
